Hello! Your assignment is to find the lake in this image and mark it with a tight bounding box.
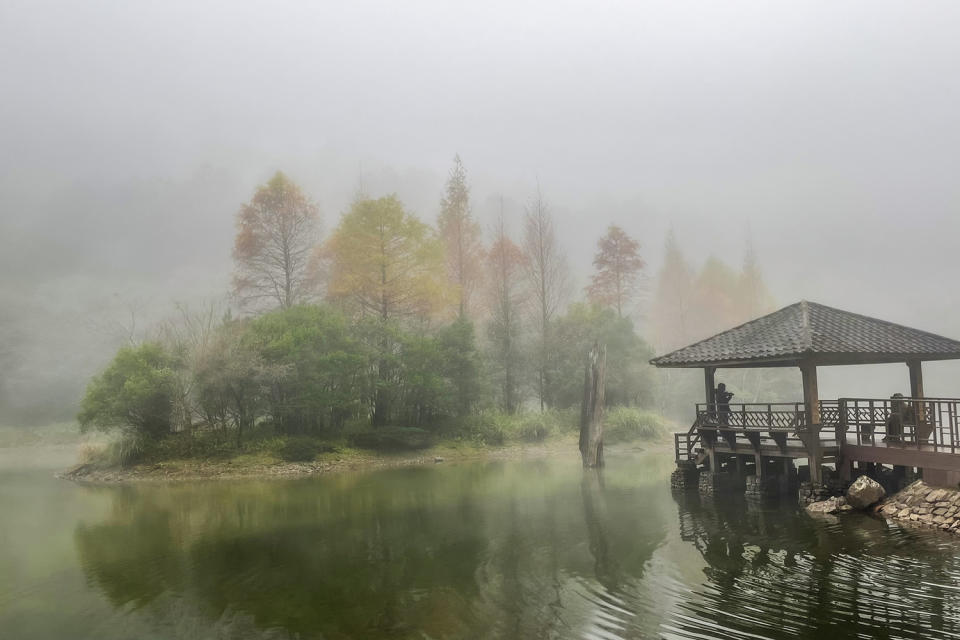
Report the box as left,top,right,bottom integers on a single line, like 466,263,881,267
3,446,960,639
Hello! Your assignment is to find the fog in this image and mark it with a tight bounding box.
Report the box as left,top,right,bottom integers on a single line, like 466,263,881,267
3,0,960,422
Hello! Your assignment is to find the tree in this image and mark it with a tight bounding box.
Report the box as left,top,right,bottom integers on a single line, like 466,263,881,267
690,255,739,340
436,317,481,417
650,230,692,353
78,343,178,439
522,189,569,410
486,211,527,414
325,196,448,425
232,172,321,311
546,304,654,410
736,238,774,323
438,155,484,318
649,231,698,419
194,320,279,446
247,305,368,434
586,225,646,318
325,196,448,321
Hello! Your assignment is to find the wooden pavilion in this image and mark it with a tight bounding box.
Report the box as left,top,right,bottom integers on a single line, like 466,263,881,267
652,301,960,492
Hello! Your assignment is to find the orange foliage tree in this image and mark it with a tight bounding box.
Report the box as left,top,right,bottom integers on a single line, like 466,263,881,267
586,225,646,318
232,172,321,311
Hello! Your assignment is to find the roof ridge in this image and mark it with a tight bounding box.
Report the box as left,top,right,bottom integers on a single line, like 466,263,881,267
799,299,813,350
650,299,960,368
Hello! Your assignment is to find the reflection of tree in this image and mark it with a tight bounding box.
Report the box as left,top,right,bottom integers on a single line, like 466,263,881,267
671,492,960,639
581,470,617,590
73,461,675,639
74,506,184,610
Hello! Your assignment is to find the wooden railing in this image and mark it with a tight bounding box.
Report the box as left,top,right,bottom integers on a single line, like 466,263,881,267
674,401,842,462
837,397,960,454
695,402,807,430
675,431,697,463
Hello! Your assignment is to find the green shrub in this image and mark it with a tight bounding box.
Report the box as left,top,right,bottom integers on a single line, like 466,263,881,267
603,407,668,443
278,436,327,462
348,427,433,451
463,413,511,446
517,413,558,442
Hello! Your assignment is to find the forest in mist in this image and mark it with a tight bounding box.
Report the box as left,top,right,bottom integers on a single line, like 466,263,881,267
5,0,960,426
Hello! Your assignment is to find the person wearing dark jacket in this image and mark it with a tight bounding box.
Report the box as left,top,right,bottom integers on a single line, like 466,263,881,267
716,383,735,426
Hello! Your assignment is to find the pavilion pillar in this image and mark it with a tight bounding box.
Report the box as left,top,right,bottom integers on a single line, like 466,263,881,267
704,367,716,409
801,360,822,485
907,359,928,443
908,360,924,399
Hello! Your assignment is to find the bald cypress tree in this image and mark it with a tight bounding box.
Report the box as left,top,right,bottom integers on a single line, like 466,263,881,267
438,155,484,318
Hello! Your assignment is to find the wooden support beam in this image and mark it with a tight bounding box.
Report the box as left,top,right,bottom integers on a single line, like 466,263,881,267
800,360,822,484
704,366,716,409
908,360,924,399
770,431,788,452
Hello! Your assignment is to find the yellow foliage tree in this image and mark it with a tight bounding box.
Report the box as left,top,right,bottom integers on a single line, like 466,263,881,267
325,196,449,320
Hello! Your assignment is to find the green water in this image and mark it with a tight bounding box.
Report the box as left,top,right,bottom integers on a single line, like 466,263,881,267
4,446,960,639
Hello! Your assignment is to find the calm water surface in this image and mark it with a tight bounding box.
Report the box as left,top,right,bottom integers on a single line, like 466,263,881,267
4,446,960,639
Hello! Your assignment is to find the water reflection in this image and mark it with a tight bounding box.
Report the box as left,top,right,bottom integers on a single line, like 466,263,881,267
666,492,960,639
72,458,673,639
59,454,960,639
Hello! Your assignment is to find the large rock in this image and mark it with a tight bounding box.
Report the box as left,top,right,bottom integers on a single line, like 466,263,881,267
806,496,851,514
846,475,886,509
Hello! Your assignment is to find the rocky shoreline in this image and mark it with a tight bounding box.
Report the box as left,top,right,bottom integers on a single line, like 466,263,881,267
873,480,960,533
57,435,623,484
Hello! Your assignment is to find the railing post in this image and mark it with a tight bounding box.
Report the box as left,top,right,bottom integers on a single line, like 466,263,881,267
837,398,847,445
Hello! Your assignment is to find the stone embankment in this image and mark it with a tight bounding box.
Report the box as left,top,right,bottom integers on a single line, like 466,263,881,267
874,480,960,533
805,475,886,514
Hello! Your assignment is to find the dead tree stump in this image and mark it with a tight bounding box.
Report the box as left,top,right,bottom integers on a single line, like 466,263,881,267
580,341,607,468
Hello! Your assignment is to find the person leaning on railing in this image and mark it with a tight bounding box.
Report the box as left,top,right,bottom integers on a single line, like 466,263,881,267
884,393,913,443
716,383,734,426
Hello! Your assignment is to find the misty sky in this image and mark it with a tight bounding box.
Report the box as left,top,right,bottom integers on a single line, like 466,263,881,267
3,0,960,417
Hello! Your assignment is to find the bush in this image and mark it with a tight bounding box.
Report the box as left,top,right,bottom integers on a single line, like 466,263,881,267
603,407,668,443
460,413,511,446
348,427,433,451
278,436,325,462
517,413,558,442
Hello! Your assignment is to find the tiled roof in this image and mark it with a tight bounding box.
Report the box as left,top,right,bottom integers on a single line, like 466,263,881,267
650,301,960,368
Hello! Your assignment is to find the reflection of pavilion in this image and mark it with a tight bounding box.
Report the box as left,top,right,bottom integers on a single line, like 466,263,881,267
669,491,960,639
653,301,960,494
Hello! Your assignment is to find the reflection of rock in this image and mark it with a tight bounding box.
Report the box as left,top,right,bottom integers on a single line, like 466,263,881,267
806,496,852,514
846,475,885,509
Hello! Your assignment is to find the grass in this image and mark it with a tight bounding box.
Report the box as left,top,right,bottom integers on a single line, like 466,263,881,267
602,407,671,444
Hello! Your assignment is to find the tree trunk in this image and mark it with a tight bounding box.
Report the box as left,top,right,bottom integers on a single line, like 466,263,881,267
579,341,606,468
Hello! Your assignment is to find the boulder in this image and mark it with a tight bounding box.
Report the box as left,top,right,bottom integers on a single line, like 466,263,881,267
807,496,848,514
846,475,886,509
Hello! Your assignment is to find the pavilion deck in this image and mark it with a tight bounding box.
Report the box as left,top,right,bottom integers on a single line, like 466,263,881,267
674,397,960,476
